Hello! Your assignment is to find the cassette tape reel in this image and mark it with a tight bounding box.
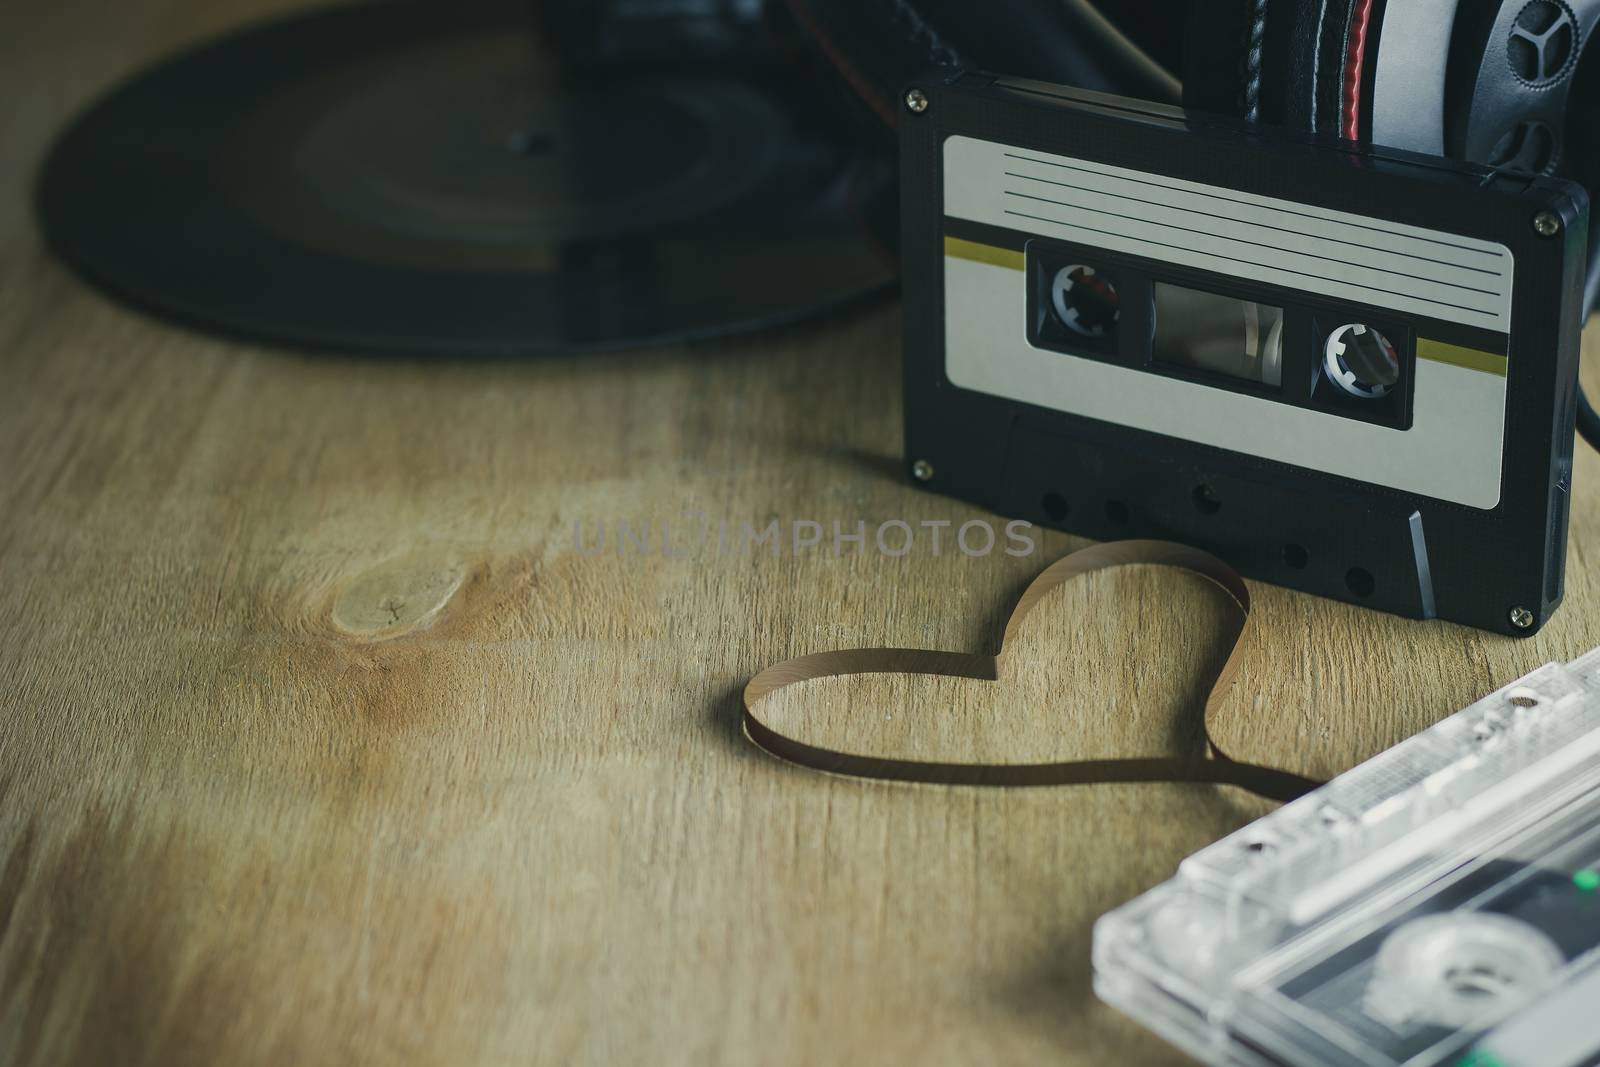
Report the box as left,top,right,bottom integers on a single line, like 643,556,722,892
899,75,1588,634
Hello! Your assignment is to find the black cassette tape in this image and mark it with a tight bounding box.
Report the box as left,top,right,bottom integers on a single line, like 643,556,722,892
900,74,1589,635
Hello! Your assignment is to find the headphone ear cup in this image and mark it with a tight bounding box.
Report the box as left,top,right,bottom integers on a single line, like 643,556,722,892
1181,0,1264,119
1182,0,1359,134
1446,0,1600,181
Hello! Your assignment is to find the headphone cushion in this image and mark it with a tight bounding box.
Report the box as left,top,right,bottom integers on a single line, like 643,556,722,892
1183,0,1361,134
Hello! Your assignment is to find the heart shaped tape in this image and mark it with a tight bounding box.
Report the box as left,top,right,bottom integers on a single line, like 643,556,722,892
743,540,1323,803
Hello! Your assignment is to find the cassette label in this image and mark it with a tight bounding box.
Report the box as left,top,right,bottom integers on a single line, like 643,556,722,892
942,136,1516,327
940,136,1515,510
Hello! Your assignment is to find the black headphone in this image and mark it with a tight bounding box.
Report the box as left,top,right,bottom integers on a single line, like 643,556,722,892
791,0,1600,441
790,0,1598,171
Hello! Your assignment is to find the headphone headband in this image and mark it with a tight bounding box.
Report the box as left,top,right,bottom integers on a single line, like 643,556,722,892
794,0,1599,189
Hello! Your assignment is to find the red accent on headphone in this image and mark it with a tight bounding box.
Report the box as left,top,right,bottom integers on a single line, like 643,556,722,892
1341,0,1376,141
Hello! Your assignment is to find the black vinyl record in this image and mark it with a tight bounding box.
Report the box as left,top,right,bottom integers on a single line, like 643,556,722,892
37,1,896,357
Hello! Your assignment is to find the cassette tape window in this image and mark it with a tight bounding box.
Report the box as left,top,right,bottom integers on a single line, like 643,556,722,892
1152,282,1284,388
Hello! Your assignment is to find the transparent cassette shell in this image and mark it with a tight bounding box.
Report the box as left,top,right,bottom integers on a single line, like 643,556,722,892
1094,650,1600,1067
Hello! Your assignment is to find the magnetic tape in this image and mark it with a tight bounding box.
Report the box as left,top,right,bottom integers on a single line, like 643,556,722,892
899,74,1590,635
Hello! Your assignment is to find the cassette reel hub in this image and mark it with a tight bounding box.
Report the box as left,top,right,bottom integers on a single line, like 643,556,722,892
1323,323,1402,400
1049,264,1119,338
1371,914,1566,1029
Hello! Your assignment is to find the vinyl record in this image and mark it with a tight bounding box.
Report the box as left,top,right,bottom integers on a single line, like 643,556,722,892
37,1,896,357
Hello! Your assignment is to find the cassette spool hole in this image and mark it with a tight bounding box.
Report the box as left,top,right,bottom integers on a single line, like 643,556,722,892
1375,914,1565,1028
1041,493,1070,521
1282,544,1309,569
1444,961,1519,1001
1050,265,1120,337
1323,324,1400,399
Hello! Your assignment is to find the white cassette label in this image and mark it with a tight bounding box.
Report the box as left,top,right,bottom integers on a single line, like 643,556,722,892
940,135,1513,510
943,135,1514,328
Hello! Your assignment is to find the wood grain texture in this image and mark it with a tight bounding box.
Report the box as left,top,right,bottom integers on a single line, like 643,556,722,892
5,3,1600,1064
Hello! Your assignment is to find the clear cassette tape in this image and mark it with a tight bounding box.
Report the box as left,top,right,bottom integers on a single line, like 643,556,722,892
1094,650,1600,1067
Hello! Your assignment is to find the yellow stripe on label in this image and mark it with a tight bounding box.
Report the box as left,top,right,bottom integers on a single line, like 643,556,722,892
1417,338,1507,377
944,236,1024,271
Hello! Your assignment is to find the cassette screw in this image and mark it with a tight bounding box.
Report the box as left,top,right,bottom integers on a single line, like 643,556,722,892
1509,605,1536,630
912,459,935,482
1532,211,1561,237
905,88,930,114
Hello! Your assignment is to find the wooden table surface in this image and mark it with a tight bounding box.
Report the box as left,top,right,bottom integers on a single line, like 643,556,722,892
5,3,1600,1065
